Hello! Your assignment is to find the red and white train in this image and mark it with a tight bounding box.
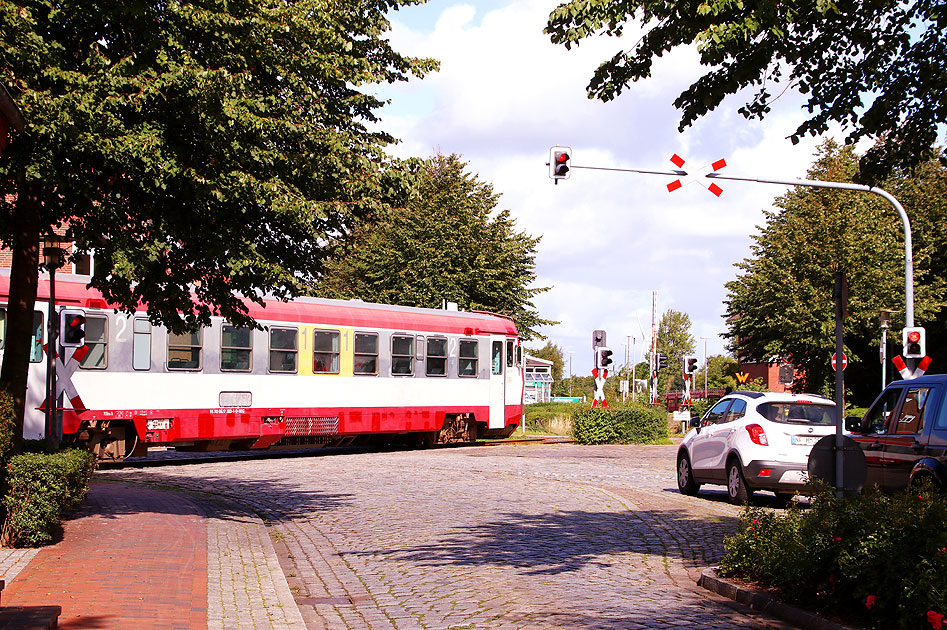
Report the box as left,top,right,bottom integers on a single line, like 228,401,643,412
0,271,524,460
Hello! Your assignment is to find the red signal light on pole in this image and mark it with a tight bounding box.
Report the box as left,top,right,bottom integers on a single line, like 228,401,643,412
902,326,926,358
549,146,571,181
59,308,87,348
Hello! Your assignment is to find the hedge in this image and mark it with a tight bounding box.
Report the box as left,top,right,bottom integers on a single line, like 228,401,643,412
572,405,668,445
1,449,97,547
720,482,947,630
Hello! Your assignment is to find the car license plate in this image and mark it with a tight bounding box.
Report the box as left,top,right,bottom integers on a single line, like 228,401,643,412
147,419,172,431
791,435,821,446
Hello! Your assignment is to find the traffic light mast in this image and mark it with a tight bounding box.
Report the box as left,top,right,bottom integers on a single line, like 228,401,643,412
591,330,610,408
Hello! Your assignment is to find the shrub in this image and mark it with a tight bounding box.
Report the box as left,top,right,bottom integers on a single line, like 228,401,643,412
572,405,668,445
1,449,97,547
719,482,947,630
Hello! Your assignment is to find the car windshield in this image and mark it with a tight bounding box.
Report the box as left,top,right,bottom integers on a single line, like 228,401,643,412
757,402,835,425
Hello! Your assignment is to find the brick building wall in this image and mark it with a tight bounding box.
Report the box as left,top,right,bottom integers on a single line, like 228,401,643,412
739,361,801,393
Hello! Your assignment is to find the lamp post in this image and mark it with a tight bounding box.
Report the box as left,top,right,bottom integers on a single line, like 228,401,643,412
879,309,892,389
568,351,575,396
42,234,65,449
700,336,710,398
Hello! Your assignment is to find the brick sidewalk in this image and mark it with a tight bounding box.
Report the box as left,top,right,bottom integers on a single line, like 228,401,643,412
3,483,207,629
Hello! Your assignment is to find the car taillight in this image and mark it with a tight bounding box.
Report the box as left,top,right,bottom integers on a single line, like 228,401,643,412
746,423,769,446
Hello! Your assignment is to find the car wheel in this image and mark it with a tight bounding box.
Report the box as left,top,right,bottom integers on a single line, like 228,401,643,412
727,460,753,505
677,453,700,496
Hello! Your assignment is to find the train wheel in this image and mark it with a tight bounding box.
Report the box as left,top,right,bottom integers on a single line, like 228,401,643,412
437,414,477,444
88,423,138,462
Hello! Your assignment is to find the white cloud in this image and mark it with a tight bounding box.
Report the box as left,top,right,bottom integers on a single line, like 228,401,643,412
372,0,843,374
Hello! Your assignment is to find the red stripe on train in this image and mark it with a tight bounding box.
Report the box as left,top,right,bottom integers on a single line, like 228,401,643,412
64,404,522,443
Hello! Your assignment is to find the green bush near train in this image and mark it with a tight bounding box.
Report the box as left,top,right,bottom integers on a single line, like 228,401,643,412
0,388,96,547
571,405,669,445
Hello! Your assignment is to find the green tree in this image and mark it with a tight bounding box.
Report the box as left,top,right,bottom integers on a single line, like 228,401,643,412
723,140,947,403
705,354,740,390
654,309,695,392
527,341,564,381
0,0,436,434
545,0,946,182
316,153,555,339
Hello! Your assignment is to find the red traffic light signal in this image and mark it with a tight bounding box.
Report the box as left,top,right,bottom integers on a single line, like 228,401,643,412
60,309,87,347
683,356,698,375
596,347,613,369
549,146,572,180
902,326,926,358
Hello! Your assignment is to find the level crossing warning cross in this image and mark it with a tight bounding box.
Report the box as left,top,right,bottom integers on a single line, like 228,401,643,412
667,154,727,197
40,343,88,412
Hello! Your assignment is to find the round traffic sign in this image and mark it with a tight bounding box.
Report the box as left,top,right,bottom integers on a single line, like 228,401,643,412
832,353,848,370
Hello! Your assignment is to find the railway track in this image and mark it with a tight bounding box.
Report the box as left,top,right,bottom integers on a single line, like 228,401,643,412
100,436,576,469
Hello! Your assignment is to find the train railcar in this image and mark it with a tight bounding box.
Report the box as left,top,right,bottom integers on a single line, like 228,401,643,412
0,271,524,460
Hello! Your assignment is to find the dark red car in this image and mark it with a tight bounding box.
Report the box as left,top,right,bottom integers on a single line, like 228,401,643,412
846,374,947,490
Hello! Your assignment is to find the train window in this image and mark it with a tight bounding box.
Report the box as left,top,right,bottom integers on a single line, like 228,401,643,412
79,315,108,369
313,330,340,374
74,252,92,275
459,339,478,377
168,329,202,370
221,324,252,372
426,337,447,376
506,340,514,368
269,327,297,373
516,345,522,367
492,341,502,375
354,332,378,375
30,311,43,363
0,308,5,349
391,335,414,376
133,318,151,370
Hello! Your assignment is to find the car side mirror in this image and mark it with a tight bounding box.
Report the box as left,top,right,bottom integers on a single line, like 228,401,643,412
844,416,863,433
690,416,701,428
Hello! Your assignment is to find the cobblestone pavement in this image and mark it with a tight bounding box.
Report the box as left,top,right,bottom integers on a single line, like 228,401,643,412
101,443,788,630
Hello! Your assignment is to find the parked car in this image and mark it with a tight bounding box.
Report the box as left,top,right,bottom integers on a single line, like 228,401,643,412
676,391,838,505
845,374,947,491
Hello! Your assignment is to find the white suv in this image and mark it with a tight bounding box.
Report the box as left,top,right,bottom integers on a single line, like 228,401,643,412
676,391,838,505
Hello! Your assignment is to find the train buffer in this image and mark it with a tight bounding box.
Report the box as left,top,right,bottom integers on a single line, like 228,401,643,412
0,581,62,630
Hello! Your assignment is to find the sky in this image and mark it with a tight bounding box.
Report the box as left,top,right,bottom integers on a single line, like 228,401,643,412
369,0,850,376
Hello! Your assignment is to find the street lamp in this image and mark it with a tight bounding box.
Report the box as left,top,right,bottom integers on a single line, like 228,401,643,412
700,336,711,398
42,233,66,449
879,309,893,389
567,350,575,396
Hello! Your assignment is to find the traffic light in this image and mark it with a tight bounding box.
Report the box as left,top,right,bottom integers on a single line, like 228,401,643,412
902,326,926,358
656,353,668,370
60,309,86,348
595,347,613,370
549,146,571,180
684,356,698,375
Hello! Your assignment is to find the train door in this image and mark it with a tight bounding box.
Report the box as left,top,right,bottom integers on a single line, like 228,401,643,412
488,339,505,429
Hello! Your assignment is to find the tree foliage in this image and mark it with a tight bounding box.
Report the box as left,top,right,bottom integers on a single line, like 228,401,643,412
654,309,695,392
704,354,740,390
0,0,436,428
545,0,947,182
724,140,947,402
316,153,555,339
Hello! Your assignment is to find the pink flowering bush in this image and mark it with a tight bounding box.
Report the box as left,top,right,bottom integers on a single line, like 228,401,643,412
719,482,947,630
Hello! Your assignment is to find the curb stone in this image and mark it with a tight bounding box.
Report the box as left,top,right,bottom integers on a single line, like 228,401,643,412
698,568,863,630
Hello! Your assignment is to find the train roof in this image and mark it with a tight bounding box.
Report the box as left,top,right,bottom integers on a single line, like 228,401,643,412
0,271,519,337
